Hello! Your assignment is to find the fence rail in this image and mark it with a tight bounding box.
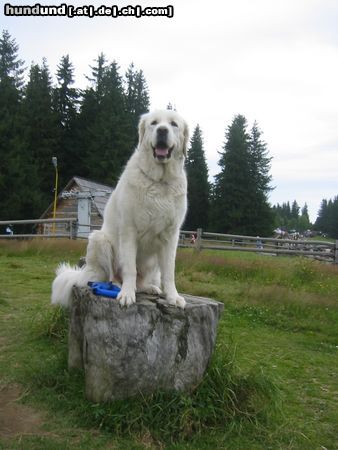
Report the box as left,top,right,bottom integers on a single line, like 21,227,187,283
0,218,78,239
0,219,337,263
179,229,337,263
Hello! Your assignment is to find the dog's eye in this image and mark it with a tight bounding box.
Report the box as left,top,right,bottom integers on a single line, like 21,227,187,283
171,121,178,127
151,120,158,126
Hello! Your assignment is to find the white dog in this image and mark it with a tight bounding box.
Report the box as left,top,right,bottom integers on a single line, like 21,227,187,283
51,110,189,308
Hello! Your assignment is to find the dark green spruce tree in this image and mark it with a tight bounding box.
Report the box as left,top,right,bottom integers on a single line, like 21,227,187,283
53,54,79,186
315,197,338,238
184,125,210,230
125,63,150,147
76,53,108,180
79,56,131,185
211,115,252,234
0,30,26,219
85,52,107,99
299,203,311,231
247,121,274,235
21,59,58,216
315,199,328,232
211,115,273,235
291,200,300,225
249,122,273,196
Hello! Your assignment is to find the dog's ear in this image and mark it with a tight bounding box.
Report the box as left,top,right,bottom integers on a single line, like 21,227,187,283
138,114,147,147
182,121,189,157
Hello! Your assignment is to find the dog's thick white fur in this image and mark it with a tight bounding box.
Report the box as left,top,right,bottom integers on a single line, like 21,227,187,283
51,110,189,308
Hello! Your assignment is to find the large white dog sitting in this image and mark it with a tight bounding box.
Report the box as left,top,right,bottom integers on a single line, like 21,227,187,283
51,110,189,308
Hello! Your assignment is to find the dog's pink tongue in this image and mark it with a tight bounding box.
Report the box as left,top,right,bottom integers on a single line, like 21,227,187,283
155,147,169,157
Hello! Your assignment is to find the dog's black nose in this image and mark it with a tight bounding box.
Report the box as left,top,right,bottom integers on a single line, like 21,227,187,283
157,126,168,138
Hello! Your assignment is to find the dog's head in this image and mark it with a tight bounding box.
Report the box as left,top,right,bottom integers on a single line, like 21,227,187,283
138,110,189,163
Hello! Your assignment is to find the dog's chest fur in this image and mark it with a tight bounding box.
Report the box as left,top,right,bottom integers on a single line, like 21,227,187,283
133,174,187,237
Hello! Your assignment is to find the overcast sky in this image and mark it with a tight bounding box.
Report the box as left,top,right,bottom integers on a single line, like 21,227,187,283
3,0,338,222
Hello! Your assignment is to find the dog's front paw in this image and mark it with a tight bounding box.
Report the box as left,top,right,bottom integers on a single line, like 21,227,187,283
137,284,162,296
167,294,186,309
117,290,136,307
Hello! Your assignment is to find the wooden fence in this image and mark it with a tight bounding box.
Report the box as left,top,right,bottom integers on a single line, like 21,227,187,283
0,218,78,239
179,229,338,263
0,219,337,263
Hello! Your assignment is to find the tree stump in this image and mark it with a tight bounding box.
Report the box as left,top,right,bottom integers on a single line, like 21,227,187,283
69,286,224,402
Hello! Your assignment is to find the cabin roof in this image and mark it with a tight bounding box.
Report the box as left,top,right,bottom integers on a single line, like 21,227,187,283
40,176,113,219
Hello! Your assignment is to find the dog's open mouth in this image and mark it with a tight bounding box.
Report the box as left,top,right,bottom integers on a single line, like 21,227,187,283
152,144,174,160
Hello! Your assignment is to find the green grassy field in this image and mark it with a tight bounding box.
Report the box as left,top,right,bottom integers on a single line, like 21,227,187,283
0,240,337,449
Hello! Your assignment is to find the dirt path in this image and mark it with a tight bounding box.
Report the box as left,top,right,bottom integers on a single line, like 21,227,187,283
0,383,45,440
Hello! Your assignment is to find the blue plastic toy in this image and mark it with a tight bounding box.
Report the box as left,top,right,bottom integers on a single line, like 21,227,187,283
88,281,121,299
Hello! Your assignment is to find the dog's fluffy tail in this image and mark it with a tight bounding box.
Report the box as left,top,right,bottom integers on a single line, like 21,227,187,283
51,230,114,307
51,262,83,307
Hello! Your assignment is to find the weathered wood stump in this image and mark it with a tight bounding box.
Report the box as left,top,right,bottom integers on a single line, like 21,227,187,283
69,286,224,402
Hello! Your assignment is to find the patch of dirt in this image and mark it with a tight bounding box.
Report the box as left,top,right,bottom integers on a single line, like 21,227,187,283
0,383,45,439
137,431,164,450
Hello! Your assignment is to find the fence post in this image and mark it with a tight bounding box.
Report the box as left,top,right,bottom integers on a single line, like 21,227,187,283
335,240,338,264
70,220,78,240
195,228,202,252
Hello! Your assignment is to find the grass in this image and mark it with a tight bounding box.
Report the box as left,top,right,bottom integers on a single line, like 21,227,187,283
0,240,337,449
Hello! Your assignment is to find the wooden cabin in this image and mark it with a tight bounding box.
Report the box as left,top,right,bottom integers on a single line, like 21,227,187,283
39,177,113,237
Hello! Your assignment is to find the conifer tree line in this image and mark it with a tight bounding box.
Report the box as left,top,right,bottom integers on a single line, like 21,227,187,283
314,197,338,239
1,30,336,238
272,201,311,233
0,30,150,220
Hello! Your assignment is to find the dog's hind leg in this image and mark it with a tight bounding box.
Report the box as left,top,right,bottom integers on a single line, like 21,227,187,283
86,230,114,281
